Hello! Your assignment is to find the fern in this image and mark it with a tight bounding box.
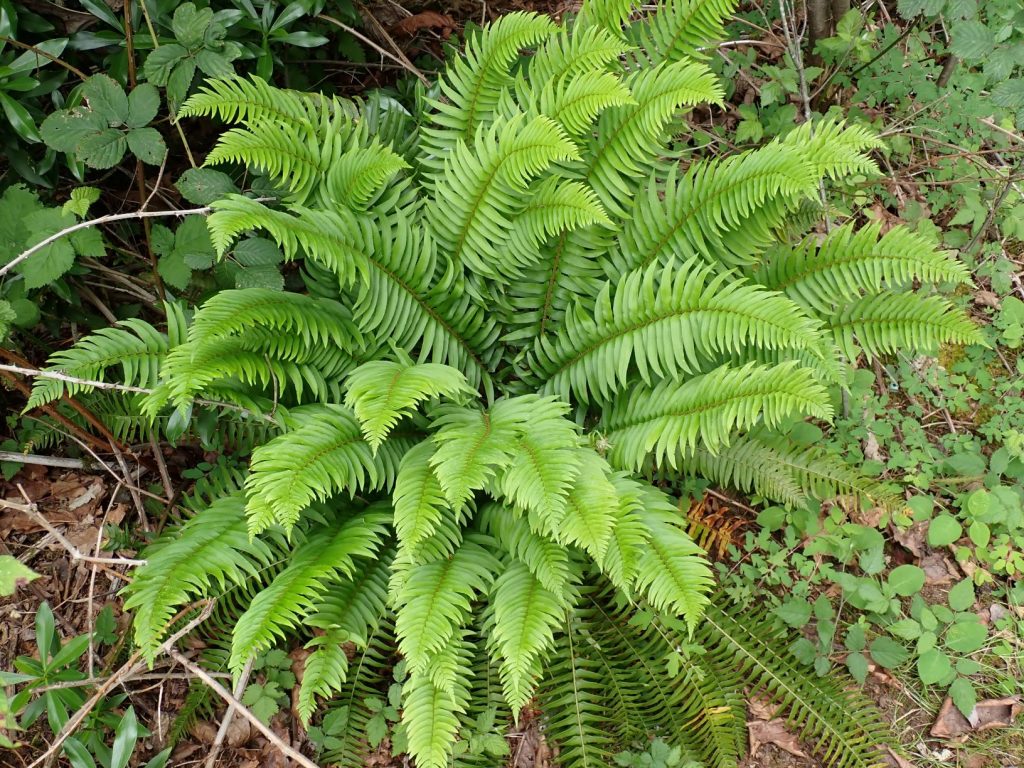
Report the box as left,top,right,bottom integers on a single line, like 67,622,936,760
38,1,985,765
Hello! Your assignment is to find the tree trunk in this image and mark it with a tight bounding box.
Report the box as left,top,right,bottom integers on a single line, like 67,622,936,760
806,0,834,65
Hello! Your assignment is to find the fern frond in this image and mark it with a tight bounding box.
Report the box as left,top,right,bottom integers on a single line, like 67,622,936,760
575,0,638,36
688,426,895,509
325,139,410,211
830,291,985,360
530,258,826,403
556,449,619,562
179,74,345,127
488,562,564,714
428,114,580,283
424,12,556,156
632,485,713,631
393,536,500,673
633,0,738,62
780,118,882,180
244,405,394,535
27,315,176,409
528,25,631,82
392,441,451,553
700,602,889,768
229,506,389,671
345,359,472,450
477,503,575,594
600,361,832,471
586,59,724,218
122,494,274,663
601,474,655,592
520,70,637,137
756,222,972,314
403,635,473,768
298,629,350,725
607,144,818,277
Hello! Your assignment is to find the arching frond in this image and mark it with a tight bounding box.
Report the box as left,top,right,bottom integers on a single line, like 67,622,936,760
488,562,565,714
830,291,985,360
687,426,896,509
633,0,738,62
423,11,556,157
519,70,636,137
780,118,882,180
478,503,575,594
179,74,349,127
527,26,631,82
392,441,451,553
755,222,972,313
122,494,274,663
557,449,620,562
428,114,580,283
403,634,474,768
600,362,832,470
575,0,639,36
229,507,389,671
345,359,472,450
244,405,397,535
324,139,410,211
530,258,826,403
585,60,724,218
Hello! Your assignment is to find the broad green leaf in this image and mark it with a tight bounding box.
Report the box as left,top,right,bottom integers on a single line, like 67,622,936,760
949,21,994,60
78,128,127,169
0,92,40,143
62,187,101,218
172,3,214,49
19,209,76,288
992,79,1024,110
175,216,215,268
887,564,925,597
927,515,962,547
110,707,139,768
126,127,167,165
143,44,188,85
166,59,198,108
82,74,129,124
158,251,192,290
127,83,160,128
868,636,909,669
944,620,986,653
175,167,238,205
40,109,106,153
0,555,39,596
947,578,975,612
196,48,235,78
949,677,976,719
917,648,953,685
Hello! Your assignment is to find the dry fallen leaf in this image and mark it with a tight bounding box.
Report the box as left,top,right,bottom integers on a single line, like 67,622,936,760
930,695,1023,739
973,291,1001,310
881,745,919,768
747,718,808,759
747,694,779,720
920,552,958,586
392,11,456,37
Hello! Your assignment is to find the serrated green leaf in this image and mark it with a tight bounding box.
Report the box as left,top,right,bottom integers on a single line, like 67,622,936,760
992,79,1024,110
78,128,127,169
143,44,188,86
945,620,986,653
175,167,238,205
62,187,101,218
127,127,166,165
19,209,76,288
196,48,235,78
869,636,910,669
40,109,106,153
82,74,129,124
949,677,976,719
127,83,161,128
158,251,192,291
950,21,994,60
928,515,962,547
166,59,198,108
69,227,105,258
172,3,214,49
917,648,953,685
947,578,975,612
174,215,214,268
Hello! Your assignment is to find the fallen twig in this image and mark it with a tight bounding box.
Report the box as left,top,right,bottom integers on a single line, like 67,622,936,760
204,656,255,768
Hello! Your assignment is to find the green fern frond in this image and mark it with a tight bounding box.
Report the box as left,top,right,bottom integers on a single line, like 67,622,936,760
699,602,889,768
586,60,724,218
477,503,575,594
298,629,350,725
27,312,179,409
688,426,895,509
325,139,410,211
829,291,985,360
780,118,882,180
557,449,620,562
392,441,451,553
393,536,500,674
244,405,394,535
403,635,473,768
520,70,637,137
179,74,346,127
634,0,738,62
530,258,826,403
229,506,389,671
632,485,713,631
428,114,580,283
122,494,274,663
528,25,632,82
607,143,818,277
488,562,564,714
424,11,556,156
600,361,832,470
575,0,638,36
601,475,653,591
345,359,472,450
756,222,972,314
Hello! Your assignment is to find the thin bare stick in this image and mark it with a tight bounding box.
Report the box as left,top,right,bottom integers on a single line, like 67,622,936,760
0,206,211,280
318,12,429,85
109,443,148,532
32,602,214,768
204,656,255,768
149,430,174,500
0,452,90,469
169,649,320,768
6,487,146,567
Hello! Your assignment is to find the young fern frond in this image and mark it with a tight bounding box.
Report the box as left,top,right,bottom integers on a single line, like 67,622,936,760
180,74,346,128
345,358,472,450
633,0,737,63
392,441,451,553
27,304,187,409
599,361,833,471
755,222,972,314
